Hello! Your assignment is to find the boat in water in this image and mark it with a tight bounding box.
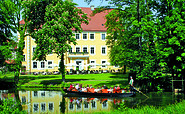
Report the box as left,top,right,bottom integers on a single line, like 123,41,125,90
63,88,136,97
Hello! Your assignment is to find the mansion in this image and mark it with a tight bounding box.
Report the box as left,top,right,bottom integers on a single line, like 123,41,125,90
18,7,120,73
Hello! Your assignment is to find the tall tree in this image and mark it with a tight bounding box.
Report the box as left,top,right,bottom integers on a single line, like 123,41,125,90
1,0,29,84
0,0,16,67
90,0,162,90
154,0,185,90
24,0,88,82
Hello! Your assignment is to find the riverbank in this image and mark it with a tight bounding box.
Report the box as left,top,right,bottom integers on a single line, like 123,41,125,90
95,99,185,114
0,73,129,89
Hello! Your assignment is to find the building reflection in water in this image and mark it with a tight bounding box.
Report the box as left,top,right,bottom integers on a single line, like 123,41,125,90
0,90,134,114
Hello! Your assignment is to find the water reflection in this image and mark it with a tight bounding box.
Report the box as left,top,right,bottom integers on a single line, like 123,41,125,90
0,90,184,114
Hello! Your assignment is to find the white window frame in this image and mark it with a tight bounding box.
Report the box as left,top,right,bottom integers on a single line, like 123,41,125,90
90,46,96,55
48,102,54,111
40,103,46,112
33,91,38,97
41,91,45,97
83,46,88,53
82,33,88,40
101,46,107,55
75,33,81,40
33,103,39,112
101,33,106,40
47,60,53,69
32,61,38,69
91,100,97,109
90,60,96,68
75,46,81,53
32,46,36,55
40,61,45,69
89,33,95,40
101,59,107,68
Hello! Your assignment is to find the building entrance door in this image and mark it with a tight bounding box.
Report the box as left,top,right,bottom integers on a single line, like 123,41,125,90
76,60,83,71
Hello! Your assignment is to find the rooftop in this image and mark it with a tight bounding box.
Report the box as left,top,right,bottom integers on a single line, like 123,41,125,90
20,7,111,32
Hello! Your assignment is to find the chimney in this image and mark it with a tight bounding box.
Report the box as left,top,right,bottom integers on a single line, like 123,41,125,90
90,5,94,11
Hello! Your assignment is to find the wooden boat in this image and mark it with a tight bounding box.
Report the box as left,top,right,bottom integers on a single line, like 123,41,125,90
63,88,136,97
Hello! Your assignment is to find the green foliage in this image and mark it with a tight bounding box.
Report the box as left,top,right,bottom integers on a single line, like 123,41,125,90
0,95,26,114
25,0,88,82
89,0,185,91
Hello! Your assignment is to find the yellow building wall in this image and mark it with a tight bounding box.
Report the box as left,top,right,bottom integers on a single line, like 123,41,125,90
20,31,121,72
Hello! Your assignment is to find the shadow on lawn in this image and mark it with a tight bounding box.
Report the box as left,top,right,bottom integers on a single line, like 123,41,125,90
40,79,88,85
19,75,59,79
109,73,128,79
95,80,129,88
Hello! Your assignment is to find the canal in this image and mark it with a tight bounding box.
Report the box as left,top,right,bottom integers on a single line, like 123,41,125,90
0,90,184,113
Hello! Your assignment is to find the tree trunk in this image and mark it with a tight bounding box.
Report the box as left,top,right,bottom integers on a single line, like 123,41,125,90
123,65,126,74
59,52,65,82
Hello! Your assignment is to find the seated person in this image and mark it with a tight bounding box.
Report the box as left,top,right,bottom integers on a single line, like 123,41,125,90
117,85,120,90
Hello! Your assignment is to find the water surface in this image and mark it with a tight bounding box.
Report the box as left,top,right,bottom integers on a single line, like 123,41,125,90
0,90,184,113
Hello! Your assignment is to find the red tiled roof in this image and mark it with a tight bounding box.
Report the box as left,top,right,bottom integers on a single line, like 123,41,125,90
19,7,111,31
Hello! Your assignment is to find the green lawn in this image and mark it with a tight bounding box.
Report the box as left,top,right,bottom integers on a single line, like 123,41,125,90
0,73,130,89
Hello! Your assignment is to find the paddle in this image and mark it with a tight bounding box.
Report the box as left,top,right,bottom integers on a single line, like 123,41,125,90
132,86,149,98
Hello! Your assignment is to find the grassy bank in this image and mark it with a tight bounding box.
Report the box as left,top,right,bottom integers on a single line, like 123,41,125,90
0,73,129,89
94,99,185,114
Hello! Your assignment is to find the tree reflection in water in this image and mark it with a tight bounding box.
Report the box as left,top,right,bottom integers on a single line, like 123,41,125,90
0,90,183,113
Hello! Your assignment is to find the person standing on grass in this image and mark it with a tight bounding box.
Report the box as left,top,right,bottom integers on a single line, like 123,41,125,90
129,76,134,92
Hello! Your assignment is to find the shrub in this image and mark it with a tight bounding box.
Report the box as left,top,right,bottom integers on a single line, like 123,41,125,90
0,95,26,114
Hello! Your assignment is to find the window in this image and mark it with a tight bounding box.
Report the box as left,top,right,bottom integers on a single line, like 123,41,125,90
76,47,80,52
76,33,80,39
41,103,46,111
33,104,39,112
49,103,54,111
23,55,25,61
101,47,106,54
90,60,96,68
41,91,45,96
91,101,96,109
101,33,106,40
22,96,26,103
83,47,87,53
83,33,87,40
90,47,94,54
34,91,38,97
90,34,94,40
69,103,74,110
102,61,106,68
48,61,53,69
33,62,37,68
33,47,36,54
41,62,45,68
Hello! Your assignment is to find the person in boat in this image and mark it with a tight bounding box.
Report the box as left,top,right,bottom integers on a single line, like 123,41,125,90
82,86,87,92
94,87,100,93
117,85,120,90
103,85,108,89
68,84,73,90
129,76,134,92
75,83,79,90
90,85,93,88
87,85,89,89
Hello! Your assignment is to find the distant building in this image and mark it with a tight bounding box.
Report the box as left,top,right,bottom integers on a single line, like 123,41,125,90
18,7,120,73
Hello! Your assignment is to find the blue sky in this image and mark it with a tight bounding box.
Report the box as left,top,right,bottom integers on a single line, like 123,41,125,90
73,0,110,7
